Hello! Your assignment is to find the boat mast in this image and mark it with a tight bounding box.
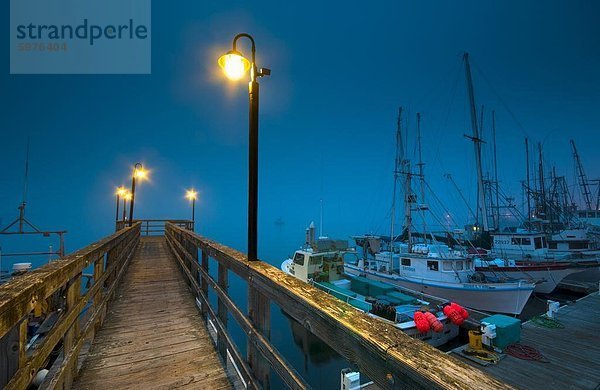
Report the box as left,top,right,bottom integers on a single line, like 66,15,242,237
390,107,403,263
538,142,546,221
492,110,500,230
570,139,593,210
416,113,426,242
525,138,531,224
463,53,489,232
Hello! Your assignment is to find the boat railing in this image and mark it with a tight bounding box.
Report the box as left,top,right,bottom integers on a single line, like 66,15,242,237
165,222,508,389
0,222,141,389
310,280,372,311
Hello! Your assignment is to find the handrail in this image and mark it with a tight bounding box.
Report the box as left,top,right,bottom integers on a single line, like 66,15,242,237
0,222,141,389
164,222,512,390
115,219,193,234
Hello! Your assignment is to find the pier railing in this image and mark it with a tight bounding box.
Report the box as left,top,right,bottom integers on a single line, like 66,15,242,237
165,222,509,389
115,219,193,234
0,222,141,389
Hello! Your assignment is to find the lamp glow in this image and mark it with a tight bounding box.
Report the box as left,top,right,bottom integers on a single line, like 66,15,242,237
124,192,132,201
116,186,127,197
186,189,198,201
218,51,251,80
134,168,147,180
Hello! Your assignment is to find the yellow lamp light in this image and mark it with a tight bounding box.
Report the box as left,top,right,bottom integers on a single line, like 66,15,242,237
124,192,133,201
186,189,198,201
116,186,127,197
134,167,147,180
218,50,251,80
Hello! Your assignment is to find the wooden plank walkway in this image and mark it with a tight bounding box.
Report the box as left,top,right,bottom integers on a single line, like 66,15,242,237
454,292,600,389
73,236,231,390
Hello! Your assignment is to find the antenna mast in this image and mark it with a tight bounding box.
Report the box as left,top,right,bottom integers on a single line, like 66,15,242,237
416,113,427,241
390,108,403,253
463,53,489,231
492,110,500,230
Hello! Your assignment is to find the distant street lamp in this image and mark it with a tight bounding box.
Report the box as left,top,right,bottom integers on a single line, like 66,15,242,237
128,163,147,227
186,189,198,229
115,186,127,221
218,33,270,261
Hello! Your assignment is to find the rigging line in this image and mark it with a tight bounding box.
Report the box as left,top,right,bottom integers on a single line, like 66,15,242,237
23,137,30,204
471,59,530,138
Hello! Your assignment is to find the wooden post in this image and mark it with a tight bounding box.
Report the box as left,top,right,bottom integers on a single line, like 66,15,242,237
217,264,228,360
93,255,105,334
63,273,82,388
201,250,209,322
248,286,270,389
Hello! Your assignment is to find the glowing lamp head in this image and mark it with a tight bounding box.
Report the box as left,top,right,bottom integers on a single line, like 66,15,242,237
186,189,198,201
134,168,147,180
218,50,251,81
116,186,127,197
124,192,133,201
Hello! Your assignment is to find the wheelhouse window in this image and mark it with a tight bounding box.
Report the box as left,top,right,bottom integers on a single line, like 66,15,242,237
456,261,463,270
443,261,452,271
293,253,305,265
466,259,473,270
521,238,531,246
401,258,411,266
534,237,543,249
309,255,323,266
427,261,439,271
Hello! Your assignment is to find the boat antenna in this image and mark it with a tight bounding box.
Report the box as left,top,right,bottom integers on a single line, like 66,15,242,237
525,138,531,224
319,154,324,237
463,53,489,232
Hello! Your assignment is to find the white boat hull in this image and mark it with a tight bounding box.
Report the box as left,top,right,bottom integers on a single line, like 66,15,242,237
476,266,586,294
344,264,534,315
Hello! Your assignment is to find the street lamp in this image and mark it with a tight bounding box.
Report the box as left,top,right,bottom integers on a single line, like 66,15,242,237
218,33,270,261
186,189,198,229
115,186,127,221
128,163,148,227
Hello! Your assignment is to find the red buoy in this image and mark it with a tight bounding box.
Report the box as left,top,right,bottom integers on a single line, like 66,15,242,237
413,311,430,333
450,302,469,320
423,311,444,333
443,304,464,325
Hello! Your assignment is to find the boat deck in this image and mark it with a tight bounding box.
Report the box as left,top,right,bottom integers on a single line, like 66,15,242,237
453,292,600,389
73,236,231,390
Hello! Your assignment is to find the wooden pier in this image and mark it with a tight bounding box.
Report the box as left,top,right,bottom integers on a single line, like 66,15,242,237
72,236,230,389
453,292,600,389
1,220,514,389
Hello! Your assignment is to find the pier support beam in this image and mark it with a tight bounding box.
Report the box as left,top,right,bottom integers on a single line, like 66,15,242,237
248,286,270,389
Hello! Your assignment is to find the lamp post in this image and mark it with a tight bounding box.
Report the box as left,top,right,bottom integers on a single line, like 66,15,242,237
115,186,127,222
186,189,198,230
128,163,147,227
123,192,132,222
218,33,270,261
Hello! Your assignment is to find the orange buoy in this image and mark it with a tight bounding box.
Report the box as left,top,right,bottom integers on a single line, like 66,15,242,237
413,311,430,333
423,311,444,333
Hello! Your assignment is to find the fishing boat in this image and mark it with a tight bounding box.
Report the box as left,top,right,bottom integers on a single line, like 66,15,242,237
281,224,461,347
348,237,534,315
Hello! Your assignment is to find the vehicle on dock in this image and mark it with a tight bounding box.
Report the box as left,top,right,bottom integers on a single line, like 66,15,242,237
281,225,461,347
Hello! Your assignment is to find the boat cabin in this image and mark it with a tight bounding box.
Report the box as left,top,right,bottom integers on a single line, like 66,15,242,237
490,230,549,258
288,249,356,283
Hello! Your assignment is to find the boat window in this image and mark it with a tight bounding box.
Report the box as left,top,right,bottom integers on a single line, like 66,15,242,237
456,261,463,270
588,212,596,218
466,259,473,270
401,258,411,266
309,255,323,265
534,237,543,249
542,237,547,248
579,212,587,218
521,238,531,246
443,261,452,271
427,261,439,271
293,253,305,265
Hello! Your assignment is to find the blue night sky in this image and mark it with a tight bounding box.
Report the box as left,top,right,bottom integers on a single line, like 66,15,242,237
1,1,599,266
